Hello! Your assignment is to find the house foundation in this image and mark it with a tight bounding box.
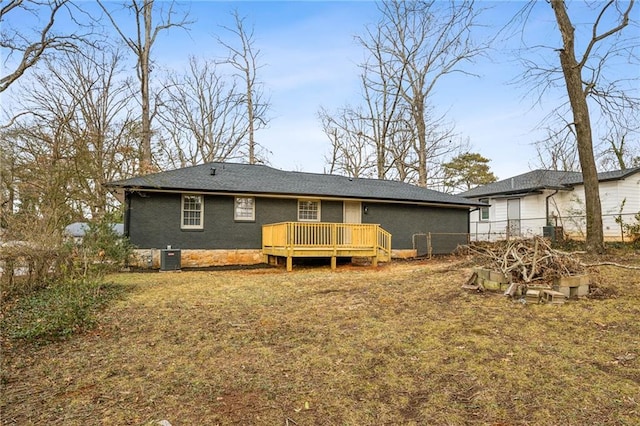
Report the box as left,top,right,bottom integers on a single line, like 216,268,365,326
131,249,264,269
131,247,419,270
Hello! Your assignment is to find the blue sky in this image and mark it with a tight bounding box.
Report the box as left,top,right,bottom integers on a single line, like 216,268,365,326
156,1,535,179
4,1,638,180
157,1,570,179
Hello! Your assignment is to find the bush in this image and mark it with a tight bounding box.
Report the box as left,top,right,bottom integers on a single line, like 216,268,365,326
0,242,71,297
622,211,640,247
74,219,133,277
1,278,127,344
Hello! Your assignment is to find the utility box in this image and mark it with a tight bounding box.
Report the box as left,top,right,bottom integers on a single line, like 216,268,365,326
160,249,181,271
543,226,563,243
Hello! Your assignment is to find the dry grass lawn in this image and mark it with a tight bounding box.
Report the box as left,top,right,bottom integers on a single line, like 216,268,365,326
2,256,640,425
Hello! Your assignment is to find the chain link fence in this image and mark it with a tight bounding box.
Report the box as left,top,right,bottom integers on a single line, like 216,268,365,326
412,212,639,258
470,212,638,242
412,232,470,257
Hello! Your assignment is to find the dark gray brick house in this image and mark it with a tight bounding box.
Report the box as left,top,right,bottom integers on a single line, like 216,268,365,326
106,162,482,269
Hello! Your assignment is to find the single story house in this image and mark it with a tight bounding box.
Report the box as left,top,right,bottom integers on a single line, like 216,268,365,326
460,167,640,241
105,162,483,269
64,222,124,245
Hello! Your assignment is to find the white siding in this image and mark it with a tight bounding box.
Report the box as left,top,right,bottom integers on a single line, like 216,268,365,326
618,173,640,212
555,188,587,238
468,170,640,241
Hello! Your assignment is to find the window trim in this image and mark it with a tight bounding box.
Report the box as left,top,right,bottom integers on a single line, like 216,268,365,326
479,198,490,221
297,199,321,222
234,196,255,221
181,194,204,230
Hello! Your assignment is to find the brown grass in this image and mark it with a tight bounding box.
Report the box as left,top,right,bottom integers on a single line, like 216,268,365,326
2,256,640,425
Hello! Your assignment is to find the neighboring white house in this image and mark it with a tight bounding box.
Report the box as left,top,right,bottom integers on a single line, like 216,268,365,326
64,222,124,244
460,168,640,241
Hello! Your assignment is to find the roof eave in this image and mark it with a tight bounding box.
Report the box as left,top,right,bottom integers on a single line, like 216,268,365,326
109,184,481,209
462,185,574,199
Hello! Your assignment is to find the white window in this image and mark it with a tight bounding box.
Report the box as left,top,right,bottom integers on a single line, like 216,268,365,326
182,194,203,229
479,198,489,221
235,197,255,221
298,200,320,222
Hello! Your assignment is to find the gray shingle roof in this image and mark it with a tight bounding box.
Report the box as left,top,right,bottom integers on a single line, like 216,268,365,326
460,167,640,198
106,162,481,207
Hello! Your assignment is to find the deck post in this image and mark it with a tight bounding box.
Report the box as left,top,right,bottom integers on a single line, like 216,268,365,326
286,256,293,272
331,256,337,270
372,256,378,267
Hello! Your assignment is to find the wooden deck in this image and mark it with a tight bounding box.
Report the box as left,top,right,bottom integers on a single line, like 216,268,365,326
262,222,392,271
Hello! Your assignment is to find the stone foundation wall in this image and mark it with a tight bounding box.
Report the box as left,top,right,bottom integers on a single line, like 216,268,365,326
131,249,264,269
131,248,416,269
391,249,417,259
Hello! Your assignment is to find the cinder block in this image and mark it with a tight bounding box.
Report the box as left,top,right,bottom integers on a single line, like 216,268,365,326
482,279,500,291
474,268,491,280
553,283,590,298
554,274,590,288
575,284,590,297
525,289,541,303
554,286,570,297
489,270,509,284
542,290,566,305
555,284,589,298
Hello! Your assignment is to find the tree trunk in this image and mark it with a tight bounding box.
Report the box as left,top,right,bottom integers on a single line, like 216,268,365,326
551,0,605,253
140,0,153,173
414,94,427,187
246,69,255,164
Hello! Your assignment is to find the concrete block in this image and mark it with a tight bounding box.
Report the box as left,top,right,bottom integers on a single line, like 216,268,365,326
489,270,509,284
575,284,590,297
482,279,501,291
553,274,590,298
554,274,590,288
525,289,541,303
542,290,566,305
554,283,589,298
474,268,491,280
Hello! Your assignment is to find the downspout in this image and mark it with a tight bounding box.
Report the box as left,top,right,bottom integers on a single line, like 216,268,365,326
468,207,479,233
468,207,479,242
545,190,559,226
124,190,131,238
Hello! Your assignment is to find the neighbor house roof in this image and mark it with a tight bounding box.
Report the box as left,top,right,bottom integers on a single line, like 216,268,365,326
106,162,481,208
460,167,640,198
64,222,124,238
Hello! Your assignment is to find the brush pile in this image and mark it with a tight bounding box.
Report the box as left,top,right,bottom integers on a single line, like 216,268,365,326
457,236,586,284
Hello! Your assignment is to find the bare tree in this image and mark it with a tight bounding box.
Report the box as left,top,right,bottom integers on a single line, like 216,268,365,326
356,25,408,180
218,10,270,165
155,57,247,168
320,1,484,185
532,111,580,171
513,1,637,253
97,0,191,173
3,49,138,223
319,106,376,178
0,134,19,223
372,0,487,187
597,115,640,171
550,0,635,253
0,0,92,92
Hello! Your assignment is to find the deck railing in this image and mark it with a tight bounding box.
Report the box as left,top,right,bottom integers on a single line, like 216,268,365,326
262,222,391,270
